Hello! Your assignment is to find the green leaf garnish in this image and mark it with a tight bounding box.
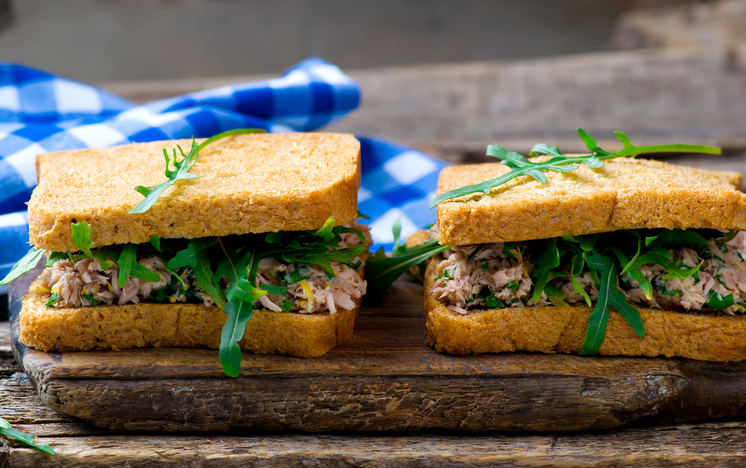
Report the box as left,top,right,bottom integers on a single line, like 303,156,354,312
0,416,55,455
45,292,58,307
71,221,113,269
220,299,254,377
580,251,645,355
706,291,735,311
314,217,336,241
129,128,266,214
260,284,287,296
366,239,451,301
0,246,47,285
429,129,721,208
150,235,162,252
116,244,138,289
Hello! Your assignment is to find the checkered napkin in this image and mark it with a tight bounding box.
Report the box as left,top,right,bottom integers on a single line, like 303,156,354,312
0,58,447,289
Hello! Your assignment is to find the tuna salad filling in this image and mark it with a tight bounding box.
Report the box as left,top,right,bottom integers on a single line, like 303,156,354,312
430,227,746,316
34,220,372,315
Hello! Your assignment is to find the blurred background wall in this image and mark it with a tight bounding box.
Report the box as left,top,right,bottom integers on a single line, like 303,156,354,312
0,0,694,82
3,0,745,165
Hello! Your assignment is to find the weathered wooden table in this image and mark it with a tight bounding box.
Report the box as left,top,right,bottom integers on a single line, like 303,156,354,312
4,277,746,466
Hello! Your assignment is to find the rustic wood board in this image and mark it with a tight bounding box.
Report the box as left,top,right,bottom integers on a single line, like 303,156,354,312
9,268,746,434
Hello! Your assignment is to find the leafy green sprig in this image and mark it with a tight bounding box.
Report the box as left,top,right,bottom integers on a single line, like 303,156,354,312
129,128,266,214
529,229,729,354
0,416,55,455
163,218,367,376
365,219,450,301
429,129,721,208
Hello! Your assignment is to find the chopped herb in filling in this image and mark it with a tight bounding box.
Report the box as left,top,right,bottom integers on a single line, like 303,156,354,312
430,228,746,317
33,220,372,316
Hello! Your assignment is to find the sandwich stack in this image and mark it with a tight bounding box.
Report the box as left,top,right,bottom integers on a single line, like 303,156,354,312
423,154,746,361
14,131,371,376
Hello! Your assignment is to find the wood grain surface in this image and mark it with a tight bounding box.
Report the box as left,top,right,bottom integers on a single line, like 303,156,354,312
4,323,746,466
9,264,746,435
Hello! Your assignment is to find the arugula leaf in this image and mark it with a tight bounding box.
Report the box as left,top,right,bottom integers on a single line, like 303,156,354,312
0,247,47,285
150,235,162,252
167,238,217,270
70,221,113,269
662,261,703,280
707,291,735,311
44,251,69,267
531,237,560,303
116,244,137,289
220,299,254,378
391,218,406,257
565,247,592,307
365,239,451,301
45,292,58,307
544,283,569,307
129,128,266,214
314,217,336,241
172,238,226,307
130,262,161,283
610,245,653,300
645,230,711,252
485,295,504,308
260,284,287,296
429,129,721,208
580,251,645,355
0,416,55,455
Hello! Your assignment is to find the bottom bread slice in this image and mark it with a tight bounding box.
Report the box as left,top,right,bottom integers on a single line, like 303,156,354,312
21,292,358,358
423,261,746,361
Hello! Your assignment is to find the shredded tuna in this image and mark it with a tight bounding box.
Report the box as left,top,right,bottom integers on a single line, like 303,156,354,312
431,229,746,316
430,243,535,314
40,221,371,315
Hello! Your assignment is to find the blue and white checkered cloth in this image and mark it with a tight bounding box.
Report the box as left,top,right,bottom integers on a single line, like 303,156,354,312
0,58,448,289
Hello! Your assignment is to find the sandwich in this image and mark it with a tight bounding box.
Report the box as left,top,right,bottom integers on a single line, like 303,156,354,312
2,130,372,376
412,130,746,361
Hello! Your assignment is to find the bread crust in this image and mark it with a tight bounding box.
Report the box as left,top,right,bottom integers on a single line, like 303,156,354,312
29,133,361,252
436,157,746,246
423,260,746,361
20,292,358,358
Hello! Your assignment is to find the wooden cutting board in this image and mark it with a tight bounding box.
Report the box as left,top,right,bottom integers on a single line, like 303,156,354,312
10,268,746,432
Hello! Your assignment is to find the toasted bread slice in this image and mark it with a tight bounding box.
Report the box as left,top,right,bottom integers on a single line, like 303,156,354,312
436,157,746,246
423,261,746,361
29,133,361,252
21,291,358,358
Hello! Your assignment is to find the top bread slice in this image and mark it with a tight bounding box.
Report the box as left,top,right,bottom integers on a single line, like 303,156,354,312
29,132,361,252
436,157,746,246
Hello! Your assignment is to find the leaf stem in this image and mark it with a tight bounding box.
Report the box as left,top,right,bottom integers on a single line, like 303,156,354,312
608,144,721,158
429,131,722,209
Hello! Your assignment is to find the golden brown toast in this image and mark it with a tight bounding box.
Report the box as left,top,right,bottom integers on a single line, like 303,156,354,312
21,290,359,358
436,157,746,246
423,260,746,361
29,132,361,251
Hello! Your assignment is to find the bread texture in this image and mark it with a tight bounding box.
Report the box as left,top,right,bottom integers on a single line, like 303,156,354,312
436,157,746,246
20,291,358,358
423,261,746,361
29,132,361,252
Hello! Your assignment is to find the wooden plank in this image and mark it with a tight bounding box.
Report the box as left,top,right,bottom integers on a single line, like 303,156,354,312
9,265,746,433
327,46,746,154
612,0,746,50
6,324,746,465
4,424,746,468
